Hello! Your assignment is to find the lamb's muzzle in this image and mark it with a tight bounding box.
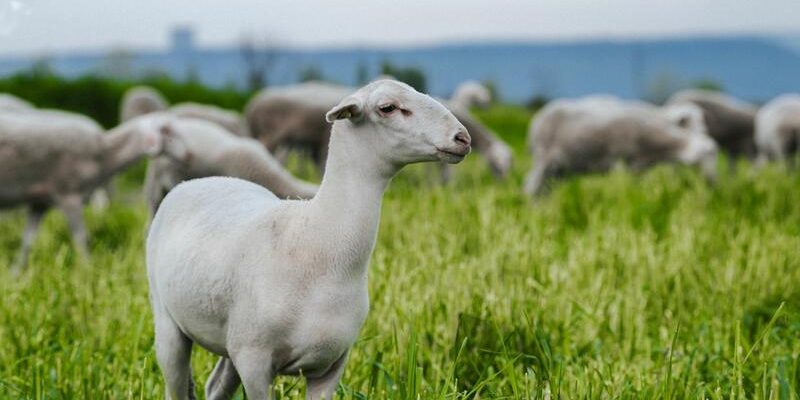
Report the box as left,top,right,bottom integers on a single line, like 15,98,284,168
436,129,471,163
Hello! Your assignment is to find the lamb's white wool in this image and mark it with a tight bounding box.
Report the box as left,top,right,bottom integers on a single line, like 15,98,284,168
755,94,800,164
144,116,317,217
524,95,718,196
450,81,492,111
146,80,470,400
0,93,34,112
0,111,185,272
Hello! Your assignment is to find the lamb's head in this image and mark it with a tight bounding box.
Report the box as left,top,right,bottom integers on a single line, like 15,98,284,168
664,103,718,179
453,81,492,109
325,79,471,165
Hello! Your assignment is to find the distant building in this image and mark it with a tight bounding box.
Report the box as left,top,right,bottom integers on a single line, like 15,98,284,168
171,26,195,56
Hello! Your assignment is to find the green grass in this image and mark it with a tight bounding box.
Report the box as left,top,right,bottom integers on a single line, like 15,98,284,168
1,106,800,399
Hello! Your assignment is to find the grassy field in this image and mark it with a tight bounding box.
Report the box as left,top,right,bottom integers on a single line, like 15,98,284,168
1,105,799,399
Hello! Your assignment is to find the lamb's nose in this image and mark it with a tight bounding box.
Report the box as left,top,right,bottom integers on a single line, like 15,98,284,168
454,130,471,147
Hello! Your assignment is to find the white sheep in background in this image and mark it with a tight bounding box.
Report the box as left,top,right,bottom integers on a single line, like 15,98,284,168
449,80,492,111
146,80,471,400
524,96,718,196
144,117,318,217
0,93,34,111
755,94,800,167
0,111,187,272
0,97,119,209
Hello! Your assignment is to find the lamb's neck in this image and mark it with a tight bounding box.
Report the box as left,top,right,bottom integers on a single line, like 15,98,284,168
305,124,396,272
99,124,148,179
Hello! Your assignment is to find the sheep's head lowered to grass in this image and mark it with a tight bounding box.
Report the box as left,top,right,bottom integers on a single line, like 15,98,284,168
326,79,471,167
663,103,719,180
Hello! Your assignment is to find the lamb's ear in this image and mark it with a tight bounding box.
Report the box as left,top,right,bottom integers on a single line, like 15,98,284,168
325,96,364,123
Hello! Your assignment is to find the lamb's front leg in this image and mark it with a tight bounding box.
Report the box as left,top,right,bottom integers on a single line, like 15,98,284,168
306,352,349,400
231,350,274,400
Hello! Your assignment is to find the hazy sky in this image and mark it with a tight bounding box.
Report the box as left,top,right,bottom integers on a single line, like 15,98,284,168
2,0,800,56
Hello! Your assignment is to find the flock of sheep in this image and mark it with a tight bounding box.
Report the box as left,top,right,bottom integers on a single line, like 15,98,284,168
1,77,798,399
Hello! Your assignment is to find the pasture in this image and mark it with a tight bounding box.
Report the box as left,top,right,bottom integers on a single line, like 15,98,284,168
1,105,799,399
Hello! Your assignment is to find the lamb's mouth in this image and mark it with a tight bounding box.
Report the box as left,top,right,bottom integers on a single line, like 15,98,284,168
435,147,469,163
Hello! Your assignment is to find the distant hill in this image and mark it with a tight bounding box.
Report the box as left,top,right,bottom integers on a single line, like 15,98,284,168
1,34,799,104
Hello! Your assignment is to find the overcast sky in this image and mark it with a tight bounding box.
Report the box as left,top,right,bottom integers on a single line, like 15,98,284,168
2,0,800,56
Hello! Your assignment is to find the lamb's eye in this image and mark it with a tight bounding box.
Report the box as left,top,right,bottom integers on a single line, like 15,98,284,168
379,104,397,114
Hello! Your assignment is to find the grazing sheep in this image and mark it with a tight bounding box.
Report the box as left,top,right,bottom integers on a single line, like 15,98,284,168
120,86,169,122
146,80,470,400
755,94,800,166
244,81,348,171
667,89,758,158
0,93,34,111
523,96,718,196
1,100,118,209
245,80,512,179
0,112,186,272
144,117,317,217
450,81,492,111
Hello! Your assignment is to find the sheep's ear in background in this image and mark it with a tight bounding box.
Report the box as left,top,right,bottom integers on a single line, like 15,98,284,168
326,96,364,123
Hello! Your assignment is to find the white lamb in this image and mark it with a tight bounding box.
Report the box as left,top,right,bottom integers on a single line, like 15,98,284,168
146,80,471,399
755,94,800,166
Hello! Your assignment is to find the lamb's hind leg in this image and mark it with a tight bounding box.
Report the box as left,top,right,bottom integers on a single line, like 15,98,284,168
205,357,241,400
154,315,197,400
306,352,349,400
10,205,47,274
